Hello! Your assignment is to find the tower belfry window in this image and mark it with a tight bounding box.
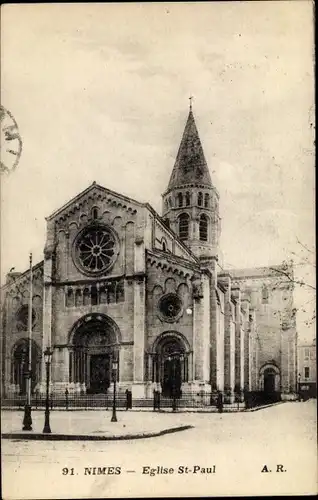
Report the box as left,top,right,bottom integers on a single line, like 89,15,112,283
198,192,203,206
204,194,209,207
178,213,189,240
185,192,191,206
177,193,183,207
199,214,208,241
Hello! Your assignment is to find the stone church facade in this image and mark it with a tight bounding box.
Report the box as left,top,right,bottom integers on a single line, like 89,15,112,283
1,108,298,402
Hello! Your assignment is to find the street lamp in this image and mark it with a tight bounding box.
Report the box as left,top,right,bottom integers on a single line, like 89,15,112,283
111,351,119,423
43,347,53,434
22,344,32,431
22,253,34,431
298,373,301,401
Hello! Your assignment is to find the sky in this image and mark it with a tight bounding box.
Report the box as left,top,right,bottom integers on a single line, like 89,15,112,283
1,2,315,340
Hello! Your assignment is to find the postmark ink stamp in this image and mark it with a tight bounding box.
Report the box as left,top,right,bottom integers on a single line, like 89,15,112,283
0,105,22,174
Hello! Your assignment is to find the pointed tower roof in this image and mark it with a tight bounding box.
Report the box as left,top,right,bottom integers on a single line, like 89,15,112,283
166,108,213,192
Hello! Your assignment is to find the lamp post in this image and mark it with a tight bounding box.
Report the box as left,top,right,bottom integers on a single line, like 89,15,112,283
111,352,119,423
298,373,301,401
22,253,33,431
43,347,53,434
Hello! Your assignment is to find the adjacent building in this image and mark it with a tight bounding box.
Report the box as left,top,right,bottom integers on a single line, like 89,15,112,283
298,339,316,399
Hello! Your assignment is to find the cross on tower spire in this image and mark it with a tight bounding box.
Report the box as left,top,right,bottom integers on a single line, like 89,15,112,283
189,95,194,111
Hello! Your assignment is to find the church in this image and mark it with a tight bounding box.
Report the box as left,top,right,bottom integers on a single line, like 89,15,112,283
1,106,298,404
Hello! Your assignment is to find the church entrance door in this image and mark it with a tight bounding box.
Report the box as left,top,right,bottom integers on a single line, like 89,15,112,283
264,371,275,395
89,354,111,394
69,314,121,394
162,357,182,398
153,335,188,398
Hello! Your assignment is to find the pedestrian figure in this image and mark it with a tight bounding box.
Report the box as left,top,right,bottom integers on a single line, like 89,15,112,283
157,383,161,411
216,391,223,413
65,388,69,411
153,390,158,411
152,382,157,411
125,388,132,410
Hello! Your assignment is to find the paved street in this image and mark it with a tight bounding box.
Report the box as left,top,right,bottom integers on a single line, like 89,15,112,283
2,401,317,498
1,408,192,439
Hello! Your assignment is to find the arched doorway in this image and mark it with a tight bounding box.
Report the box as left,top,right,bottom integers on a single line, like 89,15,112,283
259,363,281,402
152,333,189,398
12,339,41,394
264,369,275,394
69,314,121,394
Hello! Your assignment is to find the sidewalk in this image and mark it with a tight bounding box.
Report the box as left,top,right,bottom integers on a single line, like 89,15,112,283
1,409,193,441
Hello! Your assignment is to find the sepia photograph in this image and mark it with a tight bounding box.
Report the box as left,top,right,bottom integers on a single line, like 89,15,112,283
0,2,316,498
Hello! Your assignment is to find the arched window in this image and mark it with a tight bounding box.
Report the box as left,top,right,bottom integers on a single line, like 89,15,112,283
185,192,191,206
108,282,116,303
177,193,183,207
198,192,203,206
162,241,167,252
204,193,209,208
91,285,98,306
92,207,99,220
66,288,74,307
178,213,189,240
199,214,208,241
83,288,90,306
75,289,82,307
115,280,125,303
169,197,173,207
99,286,107,304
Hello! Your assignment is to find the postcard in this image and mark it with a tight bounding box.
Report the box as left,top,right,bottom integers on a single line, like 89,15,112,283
1,2,316,498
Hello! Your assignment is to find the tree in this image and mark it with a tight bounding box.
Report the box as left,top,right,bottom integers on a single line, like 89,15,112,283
269,238,315,327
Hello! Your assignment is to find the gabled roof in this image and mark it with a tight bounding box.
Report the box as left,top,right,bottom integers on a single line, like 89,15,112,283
165,109,213,193
46,181,144,221
45,181,199,263
1,260,44,291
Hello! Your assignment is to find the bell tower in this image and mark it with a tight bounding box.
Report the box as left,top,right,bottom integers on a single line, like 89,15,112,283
162,103,221,261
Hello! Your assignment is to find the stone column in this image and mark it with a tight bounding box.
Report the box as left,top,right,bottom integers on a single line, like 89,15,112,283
232,287,241,397
248,308,256,391
132,230,146,398
240,312,245,400
207,260,218,391
41,255,53,392
193,290,203,381
216,288,225,392
192,274,210,385
202,274,210,384
38,219,55,394
132,276,146,393
192,306,196,382
242,297,251,392
220,275,234,402
52,346,69,393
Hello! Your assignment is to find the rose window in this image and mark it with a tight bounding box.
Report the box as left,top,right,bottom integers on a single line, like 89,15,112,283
16,305,36,330
158,293,183,322
74,225,118,275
